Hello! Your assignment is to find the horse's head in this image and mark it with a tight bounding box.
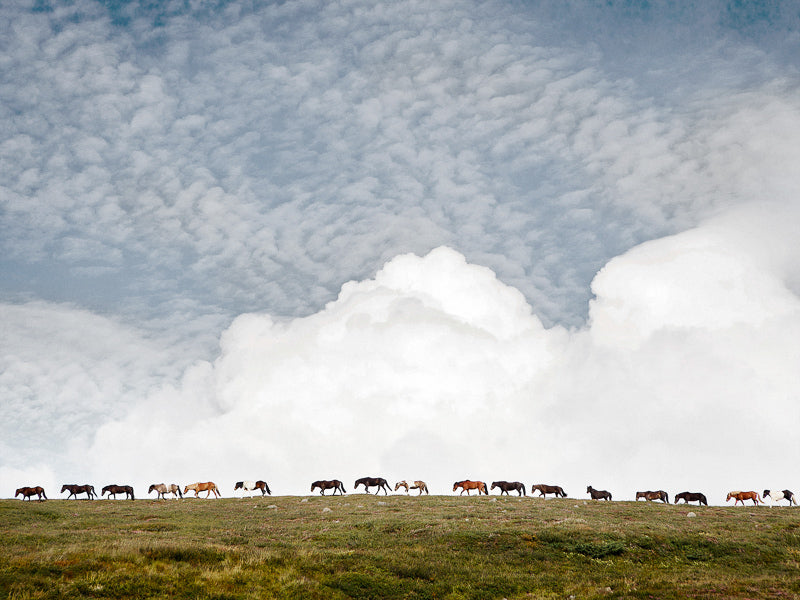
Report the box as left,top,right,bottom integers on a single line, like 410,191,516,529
453,482,459,491
60,485,68,493
15,488,22,497
234,481,243,490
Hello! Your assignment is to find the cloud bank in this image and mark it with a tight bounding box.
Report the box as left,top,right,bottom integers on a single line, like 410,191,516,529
7,202,797,502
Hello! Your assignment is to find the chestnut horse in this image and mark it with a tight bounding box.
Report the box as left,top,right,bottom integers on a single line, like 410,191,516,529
102,484,134,500
453,480,488,495
636,490,668,503
311,480,346,495
532,484,566,498
394,480,429,495
61,484,95,500
726,491,761,506
184,482,220,498
16,486,47,501
674,491,708,506
763,489,797,507
148,483,182,499
491,481,526,496
586,485,611,501
354,477,391,495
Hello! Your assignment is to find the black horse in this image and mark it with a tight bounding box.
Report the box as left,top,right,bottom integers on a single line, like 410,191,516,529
587,485,612,501
490,481,526,496
311,479,346,495
354,477,391,495
674,491,708,506
102,484,134,500
61,484,96,500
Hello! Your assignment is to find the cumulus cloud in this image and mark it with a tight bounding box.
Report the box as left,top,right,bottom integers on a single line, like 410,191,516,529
43,211,795,501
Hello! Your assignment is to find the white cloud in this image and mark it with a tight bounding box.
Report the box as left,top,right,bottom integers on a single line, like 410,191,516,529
3,209,785,502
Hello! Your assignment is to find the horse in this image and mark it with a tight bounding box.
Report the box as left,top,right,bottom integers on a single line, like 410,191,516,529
636,490,668,503
726,491,761,506
311,480,346,495
354,477,391,495
453,480,488,495
234,480,272,496
674,491,708,506
148,483,182,499
102,484,134,500
763,489,797,506
15,486,47,501
531,484,566,498
394,480,429,495
491,481,526,496
586,486,611,501
184,482,220,498
61,484,95,500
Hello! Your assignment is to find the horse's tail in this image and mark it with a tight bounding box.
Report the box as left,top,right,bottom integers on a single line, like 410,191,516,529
521,483,526,496
265,482,272,495
130,488,135,500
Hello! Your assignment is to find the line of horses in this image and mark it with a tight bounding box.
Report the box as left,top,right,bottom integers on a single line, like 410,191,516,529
13,480,799,507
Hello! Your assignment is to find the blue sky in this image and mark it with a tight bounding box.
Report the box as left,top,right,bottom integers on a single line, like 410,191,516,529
2,0,800,500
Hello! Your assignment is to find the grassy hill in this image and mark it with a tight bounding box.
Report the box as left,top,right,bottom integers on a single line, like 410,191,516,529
2,494,799,599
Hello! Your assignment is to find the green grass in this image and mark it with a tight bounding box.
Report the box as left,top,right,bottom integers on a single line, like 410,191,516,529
1,495,799,599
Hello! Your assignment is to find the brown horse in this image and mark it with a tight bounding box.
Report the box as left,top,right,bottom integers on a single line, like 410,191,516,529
311,480,346,495
674,491,707,506
354,477,391,495
148,483,182,499
532,484,566,498
726,491,761,506
102,484,134,500
234,480,271,496
636,490,668,503
184,482,220,498
453,480,488,495
15,486,47,501
394,480,429,495
586,485,612,501
61,484,95,500
491,481,526,496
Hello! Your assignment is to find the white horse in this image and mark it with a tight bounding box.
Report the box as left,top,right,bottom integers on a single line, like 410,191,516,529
394,480,429,495
763,489,797,507
148,483,182,499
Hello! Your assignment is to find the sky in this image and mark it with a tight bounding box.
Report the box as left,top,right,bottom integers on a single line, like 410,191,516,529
2,0,800,504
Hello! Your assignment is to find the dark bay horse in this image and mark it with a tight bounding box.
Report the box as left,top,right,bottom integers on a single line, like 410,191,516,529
453,480,488,495
234,480,272,496
102,484,134,500
674,491,708,506
354,477,391,495
586,485,611,501
61,484,95,500
148,483,182,499
532,484,566,498
311,480,346,495
490,481,526,496
726,491,761,506
636,490,668,503
16,486,47,501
